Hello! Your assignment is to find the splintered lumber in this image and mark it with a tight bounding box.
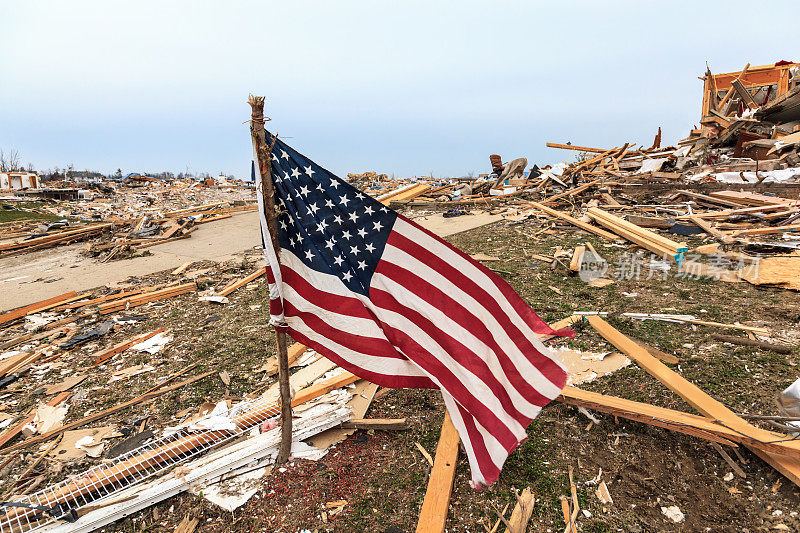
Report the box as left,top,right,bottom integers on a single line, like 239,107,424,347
678,203,799,221
546,142,610,154
542,179,602,205
217,266,266,296
98,283,197,314
0,291,77,327
341,418,408,430
0,392,71,449
731,78,759,109
0,223,113,253
559,388,739,446
717,63,750,111
709,333,795,354
4,371,215,452
259,342,308,376
688,215,736,244
171,262,193,275
587,208,687,260
569,246,586,273
93,328,167,365
415,412,460,533
62,289,143,310
709,190,793,207
378,183,432,205
587,315,800,462
624,313,770,335
527,202,617,241
732,223,800,237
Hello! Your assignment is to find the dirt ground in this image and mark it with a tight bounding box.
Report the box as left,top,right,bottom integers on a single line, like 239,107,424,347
2,213,800,532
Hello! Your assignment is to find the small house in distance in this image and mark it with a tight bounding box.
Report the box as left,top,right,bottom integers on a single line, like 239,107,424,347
0,171,40,191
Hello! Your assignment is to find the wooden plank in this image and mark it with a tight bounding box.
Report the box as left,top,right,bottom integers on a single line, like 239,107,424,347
569,246,585,273
586,315,800,461
0,392,72,449
559,387,740,446
341,418,408,430
731,78,759,109
0,292,77,327
716,63,751,114
545,142,610,154
171,262,192,275
4,372,214,452
217,267,266,296
732,223,800,237
416,411,460,533
98,283,196,314
93,328,167,366
527,202,617,241
688,215,736,244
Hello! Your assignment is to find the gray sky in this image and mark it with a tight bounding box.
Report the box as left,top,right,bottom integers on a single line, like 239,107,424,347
2,1,798,179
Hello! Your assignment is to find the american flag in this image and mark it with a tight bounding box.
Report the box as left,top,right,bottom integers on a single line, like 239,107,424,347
255,133,570,486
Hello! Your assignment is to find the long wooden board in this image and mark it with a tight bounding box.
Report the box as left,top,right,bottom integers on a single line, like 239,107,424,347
416,411,460,533
587,315,800,461
0,292,77,326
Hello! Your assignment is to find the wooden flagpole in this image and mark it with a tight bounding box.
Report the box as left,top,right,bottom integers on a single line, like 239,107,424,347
248,94,293,465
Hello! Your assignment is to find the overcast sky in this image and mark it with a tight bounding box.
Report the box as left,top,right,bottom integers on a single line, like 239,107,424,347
2,1,798,179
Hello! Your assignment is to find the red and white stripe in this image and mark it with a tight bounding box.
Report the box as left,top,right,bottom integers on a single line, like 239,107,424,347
269,215,568,486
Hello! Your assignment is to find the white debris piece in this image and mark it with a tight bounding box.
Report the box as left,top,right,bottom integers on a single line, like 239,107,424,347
131,333,172,354
661,505,685,523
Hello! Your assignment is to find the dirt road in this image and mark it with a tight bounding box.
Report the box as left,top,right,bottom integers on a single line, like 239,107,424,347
0,212,262,312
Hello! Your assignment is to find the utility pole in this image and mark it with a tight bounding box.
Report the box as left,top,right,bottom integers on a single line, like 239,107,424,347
248,95,293,465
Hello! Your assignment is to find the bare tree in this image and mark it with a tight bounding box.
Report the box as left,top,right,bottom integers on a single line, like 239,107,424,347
0,148,21,172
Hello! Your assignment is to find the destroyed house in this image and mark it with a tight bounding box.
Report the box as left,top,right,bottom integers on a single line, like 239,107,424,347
701,61,799,123
0,171,40,191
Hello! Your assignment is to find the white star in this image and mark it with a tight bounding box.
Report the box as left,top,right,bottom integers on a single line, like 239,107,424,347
325,199,334,208
364,206,375,215
299,185,310,197
357,228,367,238
342,230,352,240
291,167,301,178
305,249,314,261
289,237,295,247
333,215,343,224
280,149,289,160
288,217,296,226
348,212,359,223
365,243,375,253
333,255,344,266
330,180,340,189
273,172,282,182
307,202,319,214
379,206,389,213
304,165,315,177
316,183,324,192
350,245,359,255
342,271,353,282
279,220,287,230
357,260,367,270
373,221,383,231
296,232,304,243
339,194,350,206
325,238,336,250
316,220,328,233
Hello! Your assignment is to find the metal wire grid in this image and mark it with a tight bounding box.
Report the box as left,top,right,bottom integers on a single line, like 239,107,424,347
0,391,287,533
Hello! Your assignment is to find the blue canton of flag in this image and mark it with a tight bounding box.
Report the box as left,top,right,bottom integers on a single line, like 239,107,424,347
270,138,396,296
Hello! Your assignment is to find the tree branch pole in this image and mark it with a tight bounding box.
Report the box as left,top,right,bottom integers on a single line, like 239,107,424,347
248,95,293,465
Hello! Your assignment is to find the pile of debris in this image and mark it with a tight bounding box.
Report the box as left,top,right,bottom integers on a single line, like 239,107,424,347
1,193,257,260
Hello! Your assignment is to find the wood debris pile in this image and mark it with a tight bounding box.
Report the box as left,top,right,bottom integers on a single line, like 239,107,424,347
0,180,257,259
